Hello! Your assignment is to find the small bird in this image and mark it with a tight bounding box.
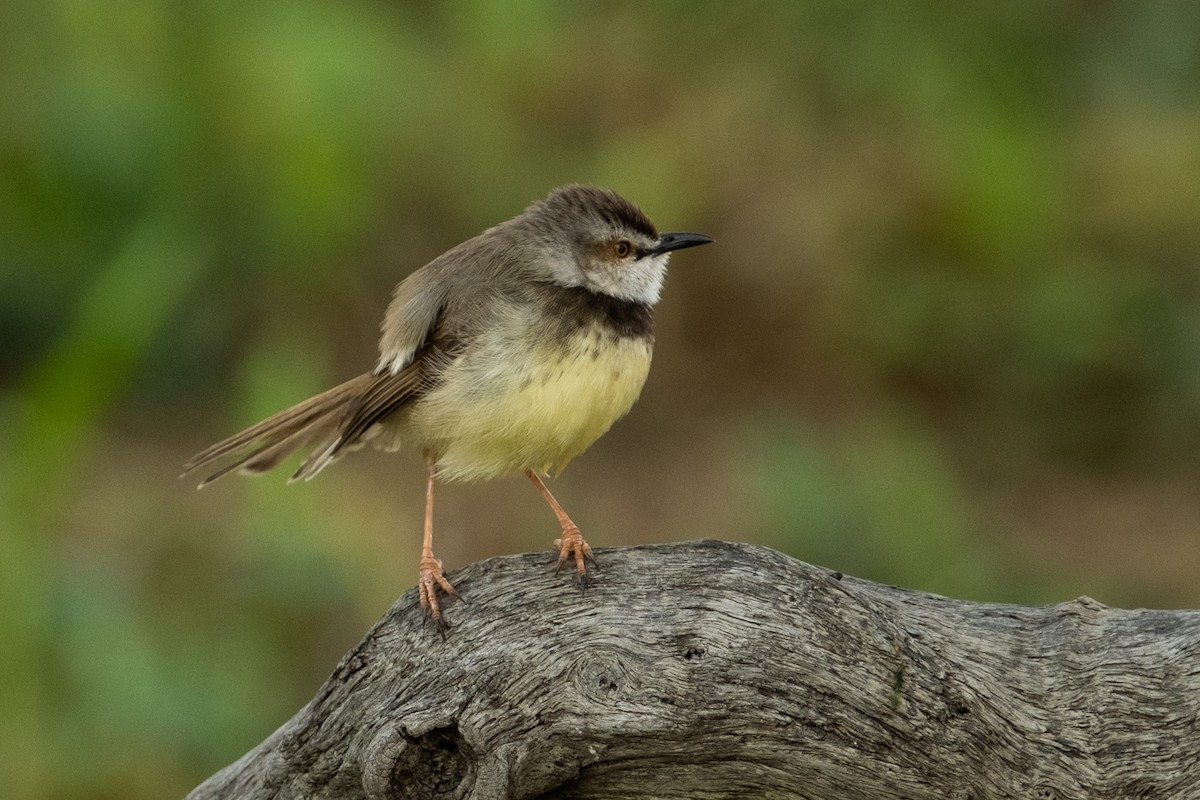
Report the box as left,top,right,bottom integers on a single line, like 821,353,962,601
184,185,712,622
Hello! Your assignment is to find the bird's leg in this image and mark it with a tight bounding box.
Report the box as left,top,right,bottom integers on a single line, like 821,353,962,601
526,469,597,581
418,460,459,625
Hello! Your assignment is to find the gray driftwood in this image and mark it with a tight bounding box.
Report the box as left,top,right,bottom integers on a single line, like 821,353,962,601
187,539,1200,800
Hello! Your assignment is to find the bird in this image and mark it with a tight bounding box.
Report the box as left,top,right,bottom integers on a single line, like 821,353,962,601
183,184,712,623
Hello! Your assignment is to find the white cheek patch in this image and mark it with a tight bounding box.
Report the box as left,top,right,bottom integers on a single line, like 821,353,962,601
594,253,669,304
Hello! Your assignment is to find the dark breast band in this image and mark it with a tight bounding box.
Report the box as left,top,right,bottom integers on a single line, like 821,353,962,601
534,282,655,340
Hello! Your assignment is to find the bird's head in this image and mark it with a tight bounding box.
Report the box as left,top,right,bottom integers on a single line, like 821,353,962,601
519,184,712,305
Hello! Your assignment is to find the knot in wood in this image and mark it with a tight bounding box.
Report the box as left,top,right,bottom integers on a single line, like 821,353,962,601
362,722,474,800
570,649,634,704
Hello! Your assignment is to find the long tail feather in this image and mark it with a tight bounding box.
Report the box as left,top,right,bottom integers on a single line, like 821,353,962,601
183,374,374,486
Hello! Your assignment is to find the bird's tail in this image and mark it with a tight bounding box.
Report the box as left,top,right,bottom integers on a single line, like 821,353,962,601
182,373,375,487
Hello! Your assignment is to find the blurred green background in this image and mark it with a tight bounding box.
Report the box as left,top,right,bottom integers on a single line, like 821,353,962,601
3,1,1200,797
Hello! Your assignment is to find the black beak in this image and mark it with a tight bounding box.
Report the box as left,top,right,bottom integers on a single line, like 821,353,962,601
646,231,713,257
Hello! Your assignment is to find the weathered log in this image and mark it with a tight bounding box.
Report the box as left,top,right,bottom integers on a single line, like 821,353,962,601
187,539,1200,800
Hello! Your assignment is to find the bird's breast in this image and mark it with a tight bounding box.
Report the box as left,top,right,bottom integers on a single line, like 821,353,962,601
404,320,653,482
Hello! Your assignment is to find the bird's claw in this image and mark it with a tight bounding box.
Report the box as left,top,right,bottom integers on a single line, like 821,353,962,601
554,525,597,587
418,553,459,629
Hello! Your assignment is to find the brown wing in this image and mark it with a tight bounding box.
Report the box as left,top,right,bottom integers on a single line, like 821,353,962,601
288,323,460,481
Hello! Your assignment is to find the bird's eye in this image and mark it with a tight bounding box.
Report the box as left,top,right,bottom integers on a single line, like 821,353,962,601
613,240,633,258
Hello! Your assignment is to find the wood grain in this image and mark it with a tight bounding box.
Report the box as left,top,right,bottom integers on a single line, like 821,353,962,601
187,540,1200,800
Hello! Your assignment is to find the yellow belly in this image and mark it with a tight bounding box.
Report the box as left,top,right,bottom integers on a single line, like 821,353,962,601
401,325,653,481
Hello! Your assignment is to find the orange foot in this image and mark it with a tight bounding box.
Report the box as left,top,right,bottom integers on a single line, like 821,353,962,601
554,524,598,585
418,552,460,627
